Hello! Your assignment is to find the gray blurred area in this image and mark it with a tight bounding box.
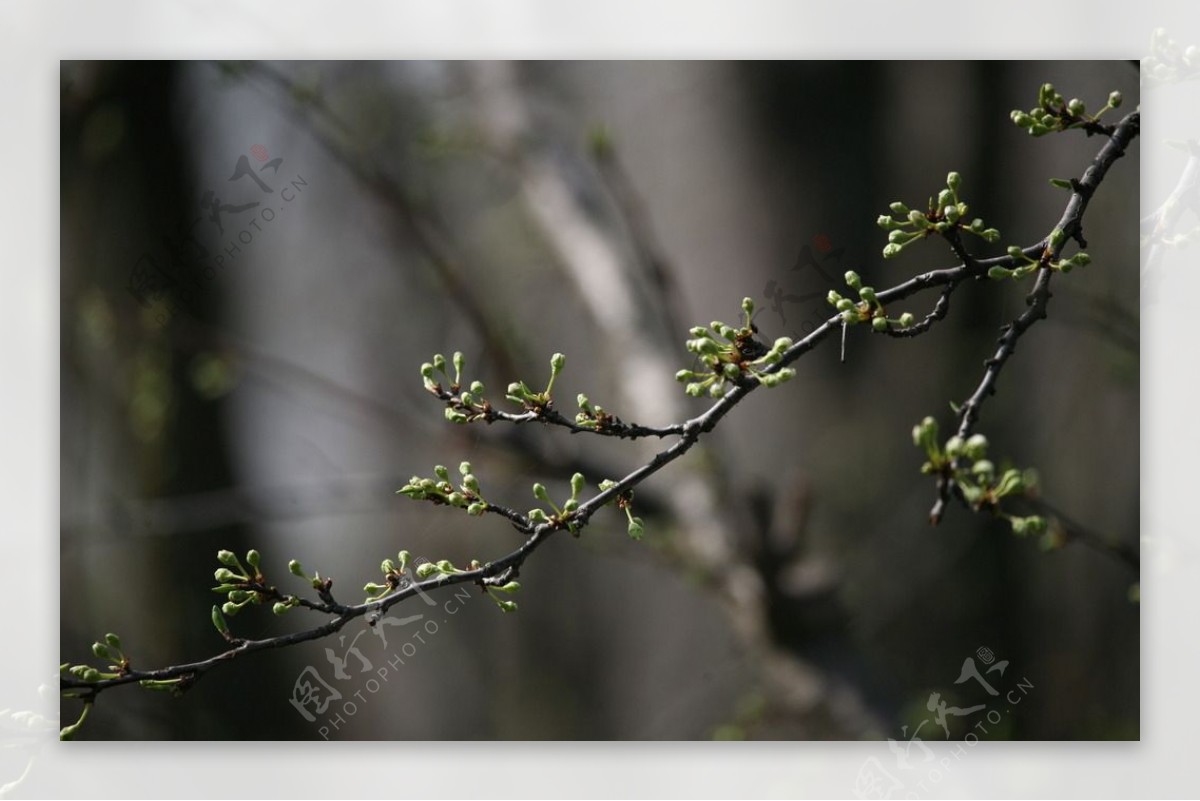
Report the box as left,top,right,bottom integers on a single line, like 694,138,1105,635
60,61,1139,740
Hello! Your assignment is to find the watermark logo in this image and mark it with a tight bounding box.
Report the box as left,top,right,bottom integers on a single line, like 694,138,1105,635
126,144,309,327
763,233,848,337
853,647,1034,800
286,556,474,739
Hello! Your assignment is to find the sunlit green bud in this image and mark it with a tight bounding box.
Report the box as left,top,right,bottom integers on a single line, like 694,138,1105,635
429,467,448,485
695,338,721,355
888,229,913,244
532,483,550,503
415,562,438,579
759,373,780,388
907,209,926,225
964,434,988,460
507,381,527,398
445,492,465,507
943,205,960,224
844,270,862,289
420,362,435,381
742,297,755,316
550,352,566,374
995,468,1024,498
913,416,938,449
1108,90,1122,108
432,353,447,373
840,310,858,323
461,473,479,493
221,601,242,616
467,502,487,516
435,560,455,573
836,298,854,312
1011,110,1033,128
381,558,397,575
827,290,844,306
1006,245,1025,259
872,316,888,332
1067,98,1085,116
1049,228,1066,249
83,667,102,682
685,383,705,397
1039,82,1055,104
1071,253,1091,267
970,218,985,232
773,337,793,353
889,201,909,215
528,508,549,523
858,286,877,304
882,243,903,259
217,550,240,568
946,171,962,193
212,605,229,634
452,350,465,374
418,478,438,491
563,498,579,514
877,214,895,230
444,408,468,424
363,581,387,595
945,436,965,459
971,459,995,478
458,391,476,407
982,228,1001,243
899,312,915,328
492,581,521,594
1041,113,1057,127
935,189,952,209
776,367,796,383
570,472,585,498
722,362,741,380
709,382,726,398
628,516,645,540
272,602,293,615
227,589,251,603
1029,123,1050,137
288,559,306,578
214,567,239,583
92,642,112,660
496,600,518,613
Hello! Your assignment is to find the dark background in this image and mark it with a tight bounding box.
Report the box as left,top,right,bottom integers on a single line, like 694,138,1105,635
60,61,1139,740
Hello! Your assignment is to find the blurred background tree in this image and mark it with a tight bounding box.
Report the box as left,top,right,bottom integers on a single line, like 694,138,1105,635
60,60,1138,740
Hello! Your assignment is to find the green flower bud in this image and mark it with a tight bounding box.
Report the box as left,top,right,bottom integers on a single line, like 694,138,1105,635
496,600,518,613
459,391,476,407
467,502,487,516
994,468,1024,498
773,337,793,352
946,171,962,193
272,602,292,615
92,642,111,660
363,581,387,595
444,408,468,424
420,362,435,380
913,416,939,449
709,382,726,398
872,316,888,332
943,205,960,224
1049,178,1072,190
452,350,465,374
432,354,447,373
945,436,965,459
964,433,988,460
1006,245,1024,259
882,243,903,259
244,550,261,572
212,605,229,634
563,498,579,514
969,218,985,232
741,297,755,316
217,550,240,567
936,189,953,209
1072,253,1091,267
858,286,877,304
628,516,645,540
889,201,909,215
827,290,843,306
227,589,251,603
532,483,550,502
1108,90,1122,108
840,310,858,323
877,214,895,230
435,559,455,573
844,270,862,289
899,312,915,328
836,298,854,312
1067,98,1085,116
221,601,242,617
550,352,566,373
722,362,740,380
759,373,780,388
971,459,995,478
214,567,238,583
528,508,549,523
685,383,705,397
381,558,397,575
446,492,466,507
288,559,306,578
470,380,486,396
492,581,522,594
1048,228,1066,249
776,367,796,383
1028,123,1050,137
415,562,438,579
982,228,1001,243
1010,110,1033,128
104,632,122,650
570,472,585,498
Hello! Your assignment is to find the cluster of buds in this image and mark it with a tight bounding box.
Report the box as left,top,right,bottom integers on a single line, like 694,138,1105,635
411,557,520,612
827,270,915,332
397,461,491,517
913,417,1045,537
421,351,493,424
599,478,644,539
877,172,1001,259
1010,83,1123,137
675,298,795,399
210,549,277,624
574,393,620,432
505,353,566,411
527,472,587,534
988,229,1091,281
